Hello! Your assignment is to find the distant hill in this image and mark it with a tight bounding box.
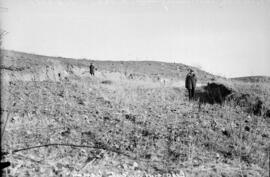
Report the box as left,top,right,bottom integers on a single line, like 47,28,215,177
1,49,218,82
231,76,270,83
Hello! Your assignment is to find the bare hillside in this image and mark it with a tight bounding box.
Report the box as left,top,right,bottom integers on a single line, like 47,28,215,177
1,50,269,177
1,50,217,83
231,76,270,83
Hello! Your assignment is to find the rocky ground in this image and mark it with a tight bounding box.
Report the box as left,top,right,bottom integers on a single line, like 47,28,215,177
1,50,270,177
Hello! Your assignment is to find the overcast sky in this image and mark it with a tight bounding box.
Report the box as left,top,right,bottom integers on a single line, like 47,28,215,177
1,0,270,77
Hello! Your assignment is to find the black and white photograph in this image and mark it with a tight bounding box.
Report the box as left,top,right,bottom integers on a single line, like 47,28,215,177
1,0,270,176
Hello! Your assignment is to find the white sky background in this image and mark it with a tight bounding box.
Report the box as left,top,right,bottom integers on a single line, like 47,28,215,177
1,0,270,77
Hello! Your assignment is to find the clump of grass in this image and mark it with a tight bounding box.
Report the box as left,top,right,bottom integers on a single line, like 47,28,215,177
101,80,113,84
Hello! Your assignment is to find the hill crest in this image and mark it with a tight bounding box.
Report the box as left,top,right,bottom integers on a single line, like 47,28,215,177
1,49,218,82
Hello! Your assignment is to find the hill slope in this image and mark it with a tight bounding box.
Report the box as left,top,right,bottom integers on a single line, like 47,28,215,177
231,76,270,83
1,50,269,177
1,49,218,83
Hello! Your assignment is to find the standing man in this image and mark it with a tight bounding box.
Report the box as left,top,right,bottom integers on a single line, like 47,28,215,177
185,69,197,100
89,63,95,76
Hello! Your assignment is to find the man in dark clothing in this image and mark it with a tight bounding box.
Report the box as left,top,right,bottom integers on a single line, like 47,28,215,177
185,69,197,100
89,63,95,76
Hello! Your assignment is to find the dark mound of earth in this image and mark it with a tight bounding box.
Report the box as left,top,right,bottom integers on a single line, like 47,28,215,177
227,92,266,117
196,82,270,117
196,82,232,105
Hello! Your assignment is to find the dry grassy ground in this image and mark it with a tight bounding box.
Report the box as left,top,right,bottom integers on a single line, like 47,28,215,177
1,50,270,177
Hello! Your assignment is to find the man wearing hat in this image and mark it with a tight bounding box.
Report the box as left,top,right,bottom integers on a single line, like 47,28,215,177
185,69,197,100
89,63,95,76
